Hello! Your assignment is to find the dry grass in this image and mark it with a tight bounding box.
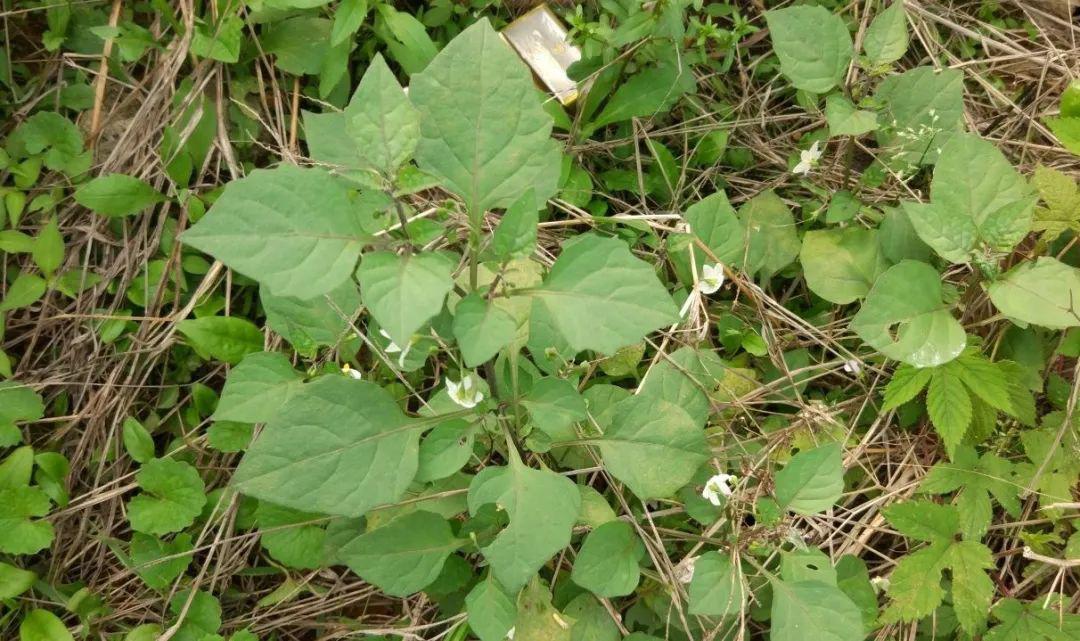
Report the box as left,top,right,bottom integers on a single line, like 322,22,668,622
2,1,1079,639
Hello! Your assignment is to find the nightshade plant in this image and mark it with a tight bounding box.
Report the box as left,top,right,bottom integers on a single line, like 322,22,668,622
3,2,1080,640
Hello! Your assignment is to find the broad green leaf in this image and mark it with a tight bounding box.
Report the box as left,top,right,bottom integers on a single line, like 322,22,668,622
1030,164,1080,239
467,456,580,593
214,352,304,424
863,2,909,65
234,376,422,517
850,260,966,367
176,316,263,365
169,589,221,641
343,54,418,177
0,381,44,445
0,486,54,554
739,190,800,280
563,594,618,641
375,4,438,74
835,555,878,628
261,280,362,353
415,419,474,482
340,510,462,596
881,364,932,411
206,422,253,453
825,94,878,136
331,0,368,46
988,257,1080,329
926,365,972,457
19,610,74,641
688,552,746,617
765,6,853,93
262,17,333,75
878,206,932,263
466,577,516,641
774,442,844,515
905,134,1035,261
781,549,837,584
800,228,889,304
127,458,206,535
1047,115,1080,155
190,15,242,63
411,19,561,216
492,189,539,261
529,234,679,355
356,250,456,349
875,67,964,168
122,417,155,463
571,521,642,598
589,61,695,131
682,191,746,267
0,272,46,312
514,577,575,641
638,346,726,426
0,561,36,599
453,292,516,368
256,502,328,569
594,395,708,500
32,216,63,277
183,165,369,299
73,174,163,217
521,377,587,440
129,532,193,590
770,579,864,641
576,485,617,528
0,447,33,488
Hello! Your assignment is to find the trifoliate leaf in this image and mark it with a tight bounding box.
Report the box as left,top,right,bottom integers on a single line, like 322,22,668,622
0,486,54,554
127,458,206,535
985,598,1080,641
920,445,1020,540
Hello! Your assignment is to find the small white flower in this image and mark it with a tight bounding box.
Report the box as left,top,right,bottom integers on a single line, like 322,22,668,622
870,576,890,594
675,555,699,584
379,329,413,368
447,373,484,409
506,627,515,640
341,363,362,380
701,473,736,506
697,263,725,295
842,359,862,376
792,140,823,176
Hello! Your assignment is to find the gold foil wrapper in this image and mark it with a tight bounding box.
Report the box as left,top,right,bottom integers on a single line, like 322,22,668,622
502,5,581,105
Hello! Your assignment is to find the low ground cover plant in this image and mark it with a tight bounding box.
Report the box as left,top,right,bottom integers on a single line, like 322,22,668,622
1,1,1079,640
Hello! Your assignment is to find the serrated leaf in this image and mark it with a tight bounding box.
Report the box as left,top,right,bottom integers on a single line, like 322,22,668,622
882,542,950,623
926,365,972,458
851,260,966,367
529,234,679,356
765,6,853,94
571,521,642,598
467,457,580,593
453,292,517,368
800,228,889,304
411,19,561,216
989,257,1080,329
233,376,423,518
863,2,908,65
214,352,304,423
986,598,1080,641
127,458,206,535
74,174,163,217
774,442,844,515
339,510,461,596
357,250,456,349
595,395,708,500
688,552,746,617
183,165,370,299
881,364,932,411
882,500,957,543
1030,165,1080,239
948,540,995,635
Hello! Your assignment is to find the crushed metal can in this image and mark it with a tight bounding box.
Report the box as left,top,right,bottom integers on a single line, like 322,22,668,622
501,4,581,105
